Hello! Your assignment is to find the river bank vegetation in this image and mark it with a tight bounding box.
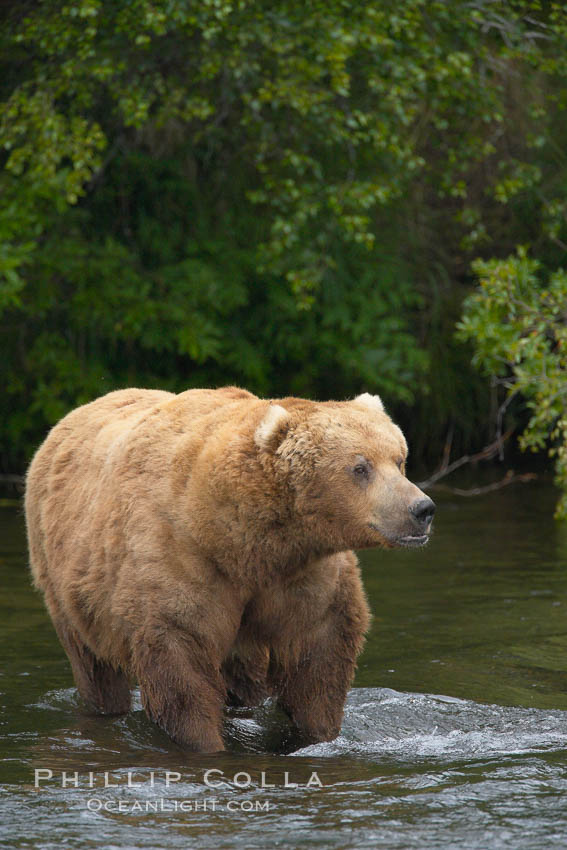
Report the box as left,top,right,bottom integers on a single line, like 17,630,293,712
1,1,566,513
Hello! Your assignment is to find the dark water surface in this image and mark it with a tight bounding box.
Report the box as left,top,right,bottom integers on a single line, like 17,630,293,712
2,480,567,849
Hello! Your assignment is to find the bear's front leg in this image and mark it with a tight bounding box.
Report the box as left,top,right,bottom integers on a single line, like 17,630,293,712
271,555,370,749
133,626,227,752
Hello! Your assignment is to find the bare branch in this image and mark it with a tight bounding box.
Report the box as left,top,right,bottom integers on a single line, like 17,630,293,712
426,470,537,497
418,427,515,489
0,474,25,487
495,390,519,460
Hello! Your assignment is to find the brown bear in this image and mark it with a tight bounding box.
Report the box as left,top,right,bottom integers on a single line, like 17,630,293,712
25,387,435,753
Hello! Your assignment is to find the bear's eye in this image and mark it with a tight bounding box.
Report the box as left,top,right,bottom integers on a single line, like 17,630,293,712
397,457,405,473
352,457,372,483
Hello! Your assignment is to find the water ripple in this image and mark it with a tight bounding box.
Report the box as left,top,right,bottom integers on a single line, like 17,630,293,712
294,687,567,760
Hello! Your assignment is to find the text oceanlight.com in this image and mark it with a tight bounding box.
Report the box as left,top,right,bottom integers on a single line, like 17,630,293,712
33,768,324,815
86,797,271,813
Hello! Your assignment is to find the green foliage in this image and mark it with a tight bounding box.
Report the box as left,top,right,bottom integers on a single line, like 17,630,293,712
2,1,567,477
0,0,503,298
458,250,567,518
1,149,428,462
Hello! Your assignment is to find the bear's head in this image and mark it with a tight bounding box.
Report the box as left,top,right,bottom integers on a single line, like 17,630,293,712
255,393,435,552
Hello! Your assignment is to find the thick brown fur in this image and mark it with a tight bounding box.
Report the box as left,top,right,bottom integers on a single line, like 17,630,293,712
25,386,432,752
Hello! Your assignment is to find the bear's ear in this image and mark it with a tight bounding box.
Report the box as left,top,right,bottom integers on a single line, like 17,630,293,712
354,392,385,413
255,404,291,451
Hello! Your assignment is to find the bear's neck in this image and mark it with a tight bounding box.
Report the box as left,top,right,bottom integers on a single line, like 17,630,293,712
177,432,347,581
190,498,342,583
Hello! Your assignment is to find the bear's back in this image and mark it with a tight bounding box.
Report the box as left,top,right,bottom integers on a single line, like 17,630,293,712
25,386,260,534
25,389,173,499
24,386,260,601
27,385,258,489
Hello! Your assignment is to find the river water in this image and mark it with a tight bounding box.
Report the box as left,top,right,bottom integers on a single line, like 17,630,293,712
2,478,567,849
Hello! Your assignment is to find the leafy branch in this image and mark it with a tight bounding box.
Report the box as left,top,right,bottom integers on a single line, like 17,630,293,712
457,248,567,519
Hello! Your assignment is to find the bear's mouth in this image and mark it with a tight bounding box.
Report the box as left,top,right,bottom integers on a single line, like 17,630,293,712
368,523,430,548
394,533,430,548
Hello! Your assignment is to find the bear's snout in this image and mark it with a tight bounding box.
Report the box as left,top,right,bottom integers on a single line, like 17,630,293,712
391,495,435,547
409,497,436,530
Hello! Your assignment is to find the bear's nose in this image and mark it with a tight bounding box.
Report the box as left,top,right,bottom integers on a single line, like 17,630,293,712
409,497,436,529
